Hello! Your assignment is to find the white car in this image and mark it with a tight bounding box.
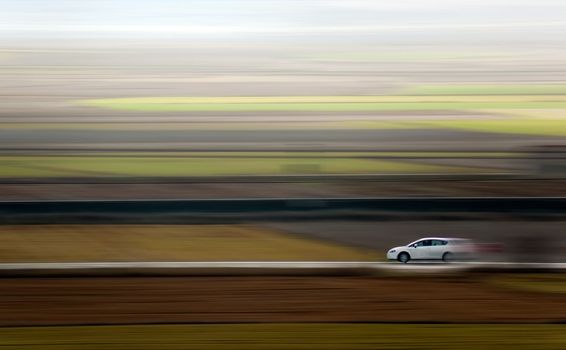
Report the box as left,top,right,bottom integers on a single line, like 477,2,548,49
387,237,474,263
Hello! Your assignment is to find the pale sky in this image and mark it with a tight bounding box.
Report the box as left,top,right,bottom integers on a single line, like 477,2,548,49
0,0,565,40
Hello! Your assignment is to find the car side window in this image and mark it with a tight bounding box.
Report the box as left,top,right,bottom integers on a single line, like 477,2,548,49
414,240,433,247
432,240,447,246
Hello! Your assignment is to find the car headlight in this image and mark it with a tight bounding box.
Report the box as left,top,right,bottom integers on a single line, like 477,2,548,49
389,249,396,253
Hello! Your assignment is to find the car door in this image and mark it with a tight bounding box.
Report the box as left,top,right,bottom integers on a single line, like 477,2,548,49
429,239,447,259
411,239,432,259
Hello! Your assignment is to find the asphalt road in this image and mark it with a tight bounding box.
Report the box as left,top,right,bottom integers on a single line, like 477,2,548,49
0,261,564,277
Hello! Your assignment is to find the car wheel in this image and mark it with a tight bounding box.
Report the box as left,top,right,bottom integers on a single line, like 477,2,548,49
397,252,410,263
442,252,453,262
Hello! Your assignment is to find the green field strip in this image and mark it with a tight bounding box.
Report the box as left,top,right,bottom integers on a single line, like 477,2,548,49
73,94,566,136
421,118,566,137
0,156,499,177
80,95,566,104
0,324,564,350
79,100,566,112
78,95,566,113
0,120,423,131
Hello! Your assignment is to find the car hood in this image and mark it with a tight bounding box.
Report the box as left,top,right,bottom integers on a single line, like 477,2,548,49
388,246,407,252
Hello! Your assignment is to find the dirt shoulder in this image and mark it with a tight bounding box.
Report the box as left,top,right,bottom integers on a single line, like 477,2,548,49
0,224,378,263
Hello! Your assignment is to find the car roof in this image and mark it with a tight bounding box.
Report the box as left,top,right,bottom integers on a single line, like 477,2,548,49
416,237,468,241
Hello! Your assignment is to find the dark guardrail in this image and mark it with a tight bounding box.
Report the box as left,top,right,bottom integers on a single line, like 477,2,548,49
1,197,566,217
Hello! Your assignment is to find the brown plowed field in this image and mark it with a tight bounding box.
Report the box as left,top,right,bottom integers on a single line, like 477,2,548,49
0,276,565,326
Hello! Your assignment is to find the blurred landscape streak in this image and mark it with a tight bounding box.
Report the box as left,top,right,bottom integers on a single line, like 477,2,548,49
1,0,566,349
